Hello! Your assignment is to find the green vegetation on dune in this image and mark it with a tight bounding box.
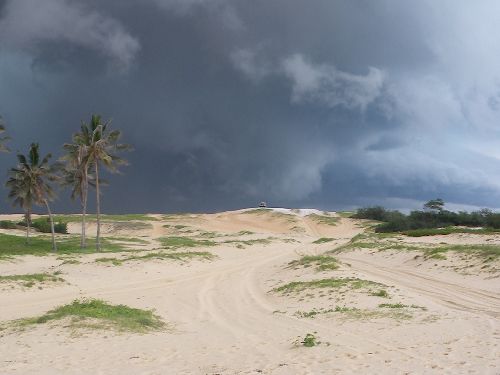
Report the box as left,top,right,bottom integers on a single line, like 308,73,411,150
273,277,382,294
160,236,216,249
403,227,500,237
95,251,215,265
288,255,340,271
307,214,339,226
0,272,64,287
48,214,158,223
0,233,133,257
312,237,334,244
14,299,165,333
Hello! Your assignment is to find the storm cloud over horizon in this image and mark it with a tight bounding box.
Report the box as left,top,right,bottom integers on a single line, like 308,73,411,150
1,0,500,213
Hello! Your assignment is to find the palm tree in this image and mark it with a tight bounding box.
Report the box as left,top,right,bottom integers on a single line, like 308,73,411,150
6,143,60,251
0,116,10,152
82,115,130,251
61,129,93,248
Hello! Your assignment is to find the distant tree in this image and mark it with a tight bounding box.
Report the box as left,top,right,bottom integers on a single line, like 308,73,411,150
423,198,445,212
6,143,60,250
83,115,131,251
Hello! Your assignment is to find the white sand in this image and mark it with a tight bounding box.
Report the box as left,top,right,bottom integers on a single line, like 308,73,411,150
0,211,499,374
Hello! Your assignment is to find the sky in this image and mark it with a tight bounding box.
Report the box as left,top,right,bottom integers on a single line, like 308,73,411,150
1,0,500,214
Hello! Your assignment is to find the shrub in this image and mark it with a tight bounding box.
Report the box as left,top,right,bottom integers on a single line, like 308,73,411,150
0,220,17,229
19,218,68,234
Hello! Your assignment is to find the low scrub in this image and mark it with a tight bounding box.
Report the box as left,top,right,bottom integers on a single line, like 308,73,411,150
353,202,500,233
307,214,338,226
312,237,334,244
0,233,132,257
288,255,339,271
160,236,216,249
0,272,64,288
15,299,165,332
96,251,215,265
273,277,382,294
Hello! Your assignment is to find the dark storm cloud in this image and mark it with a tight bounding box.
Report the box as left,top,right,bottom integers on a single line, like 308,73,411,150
1,0,500,213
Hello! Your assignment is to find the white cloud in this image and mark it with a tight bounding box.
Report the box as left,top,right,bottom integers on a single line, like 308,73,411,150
282,54,384,111
0,0,140,70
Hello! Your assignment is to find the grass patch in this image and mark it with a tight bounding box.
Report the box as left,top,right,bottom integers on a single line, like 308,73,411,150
273,277,382,294
108,237,149,244
0,233,134,257
313,237,334,244
307,214,339,226
15,299,165,332
379,303,427,310
288,255,340,271
0,272,64,287
160,236,216,249
50,214,158,223
223,238,272,247
95,251,215,265
95,257,124,266
296,306,414,320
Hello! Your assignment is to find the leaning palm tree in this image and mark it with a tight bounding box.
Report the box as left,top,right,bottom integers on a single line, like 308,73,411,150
6,143,60,251
83,115,130,251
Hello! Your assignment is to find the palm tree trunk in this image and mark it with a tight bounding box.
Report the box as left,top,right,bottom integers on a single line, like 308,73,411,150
80,175,88,249
44,199,57,252
25,210,31,245
95,161,101,251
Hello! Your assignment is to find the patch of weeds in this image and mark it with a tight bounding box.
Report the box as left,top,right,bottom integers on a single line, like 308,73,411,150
0,272,64,287
0,233,137,257
60,259,81,265
95,257,124,266
378,303,426,310
236,230,254,235
300,333,319,347
307,214,339,226
403,227,500,237
370,289,389,298
273,277,382,294
160,236,216,249
95,251,215,265
223,238,272,247
13,299,165,333
313,237,334,244
108,237,149,244
288,255,339,271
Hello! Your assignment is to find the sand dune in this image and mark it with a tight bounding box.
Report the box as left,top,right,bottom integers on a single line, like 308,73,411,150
0,210,499,374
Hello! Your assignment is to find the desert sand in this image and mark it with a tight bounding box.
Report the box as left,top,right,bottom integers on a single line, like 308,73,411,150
0,208,499,374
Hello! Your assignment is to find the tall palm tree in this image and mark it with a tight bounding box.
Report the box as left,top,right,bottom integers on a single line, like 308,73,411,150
61,129,93,248
82,115,130,251
6,143,60,251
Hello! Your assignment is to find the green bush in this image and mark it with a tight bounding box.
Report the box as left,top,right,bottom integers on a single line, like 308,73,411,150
18,218,68,234
0,220,17,229
354,201,500,233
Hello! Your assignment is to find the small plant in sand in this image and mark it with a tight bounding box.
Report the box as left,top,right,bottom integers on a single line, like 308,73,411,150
301,333,319,347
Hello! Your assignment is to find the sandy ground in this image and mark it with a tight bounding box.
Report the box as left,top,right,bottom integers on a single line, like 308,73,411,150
0,208,499,374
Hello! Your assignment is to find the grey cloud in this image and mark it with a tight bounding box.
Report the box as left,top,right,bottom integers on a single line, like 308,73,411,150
0,0,140,69
1,1,500,214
